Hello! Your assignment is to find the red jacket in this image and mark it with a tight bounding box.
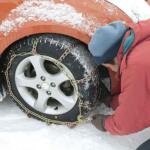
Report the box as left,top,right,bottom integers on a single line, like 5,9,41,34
104,19,150,135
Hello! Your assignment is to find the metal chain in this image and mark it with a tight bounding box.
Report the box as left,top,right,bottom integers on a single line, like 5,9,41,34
32,39,39,55
58,44,76,62
57,43,97,124
75,70,96,84
4,38,95,127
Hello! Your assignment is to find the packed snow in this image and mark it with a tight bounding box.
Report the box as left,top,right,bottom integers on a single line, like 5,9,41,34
1,98,150,150
0,0,150,150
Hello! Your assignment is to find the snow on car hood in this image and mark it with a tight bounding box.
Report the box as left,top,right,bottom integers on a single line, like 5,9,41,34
0,0,99,36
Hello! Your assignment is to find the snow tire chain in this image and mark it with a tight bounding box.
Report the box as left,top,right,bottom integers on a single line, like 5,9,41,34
5,38,95,127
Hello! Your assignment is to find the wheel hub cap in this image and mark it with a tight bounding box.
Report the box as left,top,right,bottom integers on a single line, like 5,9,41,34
41,83,50,91
15,55,78,115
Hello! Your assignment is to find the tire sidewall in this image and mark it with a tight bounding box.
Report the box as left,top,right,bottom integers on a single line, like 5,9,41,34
6,34,100,123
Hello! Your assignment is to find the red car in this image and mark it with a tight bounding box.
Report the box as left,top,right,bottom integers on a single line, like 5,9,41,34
0,0,131,125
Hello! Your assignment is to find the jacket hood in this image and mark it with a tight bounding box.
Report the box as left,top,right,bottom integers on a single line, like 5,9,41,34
128,19,150,47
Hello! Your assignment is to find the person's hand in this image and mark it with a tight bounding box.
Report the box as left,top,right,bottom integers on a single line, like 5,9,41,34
102,58,119,72
101,96,112,107
91,114,108,132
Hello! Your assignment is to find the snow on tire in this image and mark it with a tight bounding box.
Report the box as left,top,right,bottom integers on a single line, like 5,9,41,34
3,33,100,124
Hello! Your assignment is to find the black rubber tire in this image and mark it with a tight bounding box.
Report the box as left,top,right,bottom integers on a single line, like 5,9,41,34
136,139,150,150
2,33,100,124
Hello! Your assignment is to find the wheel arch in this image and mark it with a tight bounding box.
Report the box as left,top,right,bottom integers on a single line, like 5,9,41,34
0,21,91,55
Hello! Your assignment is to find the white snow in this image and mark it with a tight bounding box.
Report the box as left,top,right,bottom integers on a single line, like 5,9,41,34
0,98,150,150
106,0,150,22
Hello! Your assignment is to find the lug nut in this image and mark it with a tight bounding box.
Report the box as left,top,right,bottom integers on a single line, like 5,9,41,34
47,91,51,95
36,84,41,89
41,76,46,81
50,82,56,87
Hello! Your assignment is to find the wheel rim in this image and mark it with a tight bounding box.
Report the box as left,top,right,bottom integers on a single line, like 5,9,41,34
15,55,78,115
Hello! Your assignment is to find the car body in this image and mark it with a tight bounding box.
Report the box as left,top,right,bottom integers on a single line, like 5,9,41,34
0,0,131,54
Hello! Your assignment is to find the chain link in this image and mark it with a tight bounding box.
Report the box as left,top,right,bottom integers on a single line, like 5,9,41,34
75,70,96,84
58,44,77,62
32,39,39,55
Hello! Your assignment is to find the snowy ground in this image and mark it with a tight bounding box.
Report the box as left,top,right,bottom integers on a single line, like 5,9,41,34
0,98,150,150
107,0,150,22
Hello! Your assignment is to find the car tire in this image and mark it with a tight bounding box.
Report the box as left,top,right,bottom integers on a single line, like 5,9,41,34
2,33,100,124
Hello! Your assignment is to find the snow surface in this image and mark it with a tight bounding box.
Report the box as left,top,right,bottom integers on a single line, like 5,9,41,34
0,98,150,150
106,0,150,22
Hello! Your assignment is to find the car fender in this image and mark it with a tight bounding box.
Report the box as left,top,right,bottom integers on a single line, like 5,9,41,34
0,0,132,54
